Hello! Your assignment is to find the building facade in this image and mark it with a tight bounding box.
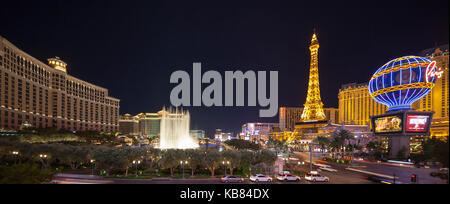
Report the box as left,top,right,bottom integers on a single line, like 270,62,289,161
118,113,139,135
137,112,161,138
280,107,339,132
190,129,205,140
241,122,278,142
119,112,162,138
413,45,449,137
338,83,388,126
214,129,234,141
324,108,339,125
279,107,303,131
0,36,120,132
301,121,377,147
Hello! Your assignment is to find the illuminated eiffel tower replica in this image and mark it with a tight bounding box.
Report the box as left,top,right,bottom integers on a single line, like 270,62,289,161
292,30,329,139
301,30,326,122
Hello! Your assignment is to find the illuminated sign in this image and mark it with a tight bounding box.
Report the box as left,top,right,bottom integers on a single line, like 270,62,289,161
374,115,403,133
369,56,440,111
371,111,433,136
425,61,443,83
406,115,430,132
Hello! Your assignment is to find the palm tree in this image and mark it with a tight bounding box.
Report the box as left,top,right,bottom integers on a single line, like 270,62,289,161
331,129,353,159
314,136,330,154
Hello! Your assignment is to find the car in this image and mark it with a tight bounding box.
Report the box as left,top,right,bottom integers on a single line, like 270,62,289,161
304,172,329,182
366,175,402,184
249,174,272,182
276,173,301,182
221,175,244,183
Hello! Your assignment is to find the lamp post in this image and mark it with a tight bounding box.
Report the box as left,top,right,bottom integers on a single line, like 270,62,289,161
222,161,230,175
133,160,141,178
282,157,288,173
309,143,313,172
90,159,95,176
180,160,188,179
39,154,47,170
12,151,19,165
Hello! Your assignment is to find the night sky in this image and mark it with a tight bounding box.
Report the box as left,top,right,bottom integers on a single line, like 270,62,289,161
1,0,448,137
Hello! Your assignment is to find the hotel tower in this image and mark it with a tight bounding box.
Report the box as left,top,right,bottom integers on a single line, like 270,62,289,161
0,36,120,132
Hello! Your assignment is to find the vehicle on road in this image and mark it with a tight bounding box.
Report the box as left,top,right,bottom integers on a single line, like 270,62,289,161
276,173,301,182
221,175,244,183
249,174,272,182
304,171,329,182
366,175,401,184
430,169,449,180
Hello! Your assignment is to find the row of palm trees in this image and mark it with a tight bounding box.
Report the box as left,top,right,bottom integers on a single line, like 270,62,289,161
314,130,361,159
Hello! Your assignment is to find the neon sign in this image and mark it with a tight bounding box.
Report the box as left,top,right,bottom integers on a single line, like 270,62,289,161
425,61,443,83
368,56,440,112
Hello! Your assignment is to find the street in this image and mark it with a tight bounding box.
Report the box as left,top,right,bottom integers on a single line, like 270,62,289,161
50,158,447,184
52,169,375,184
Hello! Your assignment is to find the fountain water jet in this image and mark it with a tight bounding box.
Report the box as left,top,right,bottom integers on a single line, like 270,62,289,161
158,107,199,149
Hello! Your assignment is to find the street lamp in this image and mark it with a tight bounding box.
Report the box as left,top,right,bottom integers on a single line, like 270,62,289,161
40,154,48,170
133,160,141,178
281,157,288,173
90,159,95,176
309,143,313,172
180,160,188,179
222,161,230,175
12,151,19,165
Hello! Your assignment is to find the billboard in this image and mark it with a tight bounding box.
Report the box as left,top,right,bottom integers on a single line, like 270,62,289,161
371,110,433,136
374,115,403,133
405,115,430,133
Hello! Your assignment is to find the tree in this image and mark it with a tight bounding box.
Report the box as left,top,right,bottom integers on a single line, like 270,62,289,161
115,147,143,176
144,147,161,170
254,149,277,175
421,137,449,167
331,129,353,159
55,145,90,170
366,141,386,160
314,136,330,153
238,150,255,176
221,150,240,175
0,163,55,184
185,149,203,177
224,139,260,150
160,149,183,177
203,150,221,177
92,146,118,176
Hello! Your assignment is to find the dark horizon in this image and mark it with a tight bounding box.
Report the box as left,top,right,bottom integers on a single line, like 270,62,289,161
1,0,448,137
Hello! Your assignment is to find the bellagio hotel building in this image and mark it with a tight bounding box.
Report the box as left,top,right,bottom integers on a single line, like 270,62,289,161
0,36,120,132
338,45,449,138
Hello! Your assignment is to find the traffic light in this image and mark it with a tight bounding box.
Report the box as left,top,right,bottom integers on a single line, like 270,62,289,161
410,174,417,183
